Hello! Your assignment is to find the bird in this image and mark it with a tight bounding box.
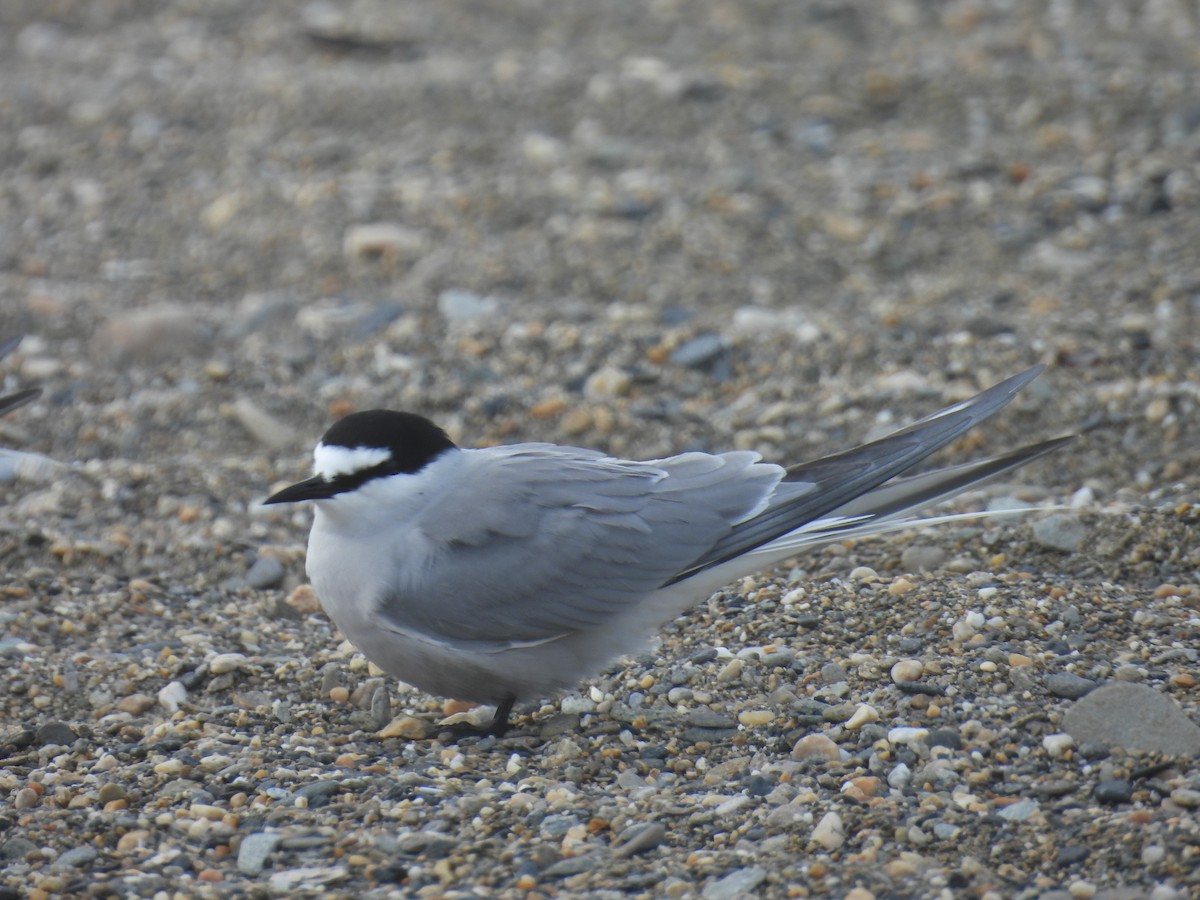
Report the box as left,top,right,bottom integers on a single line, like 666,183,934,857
0,336,41,417
265,365,1069,736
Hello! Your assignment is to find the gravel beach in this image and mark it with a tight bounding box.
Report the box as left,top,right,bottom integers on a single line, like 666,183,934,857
2,1,1199,897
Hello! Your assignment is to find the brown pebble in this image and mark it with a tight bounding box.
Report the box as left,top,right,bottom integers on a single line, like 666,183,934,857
286,584,321,615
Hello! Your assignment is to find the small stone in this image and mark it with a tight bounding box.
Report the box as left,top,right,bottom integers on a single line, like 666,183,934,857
612,821,666,858
844,704,879,730
1042,733,1074,758
116,693,155,715
737,709,774,727
343,223,424,261
997,798,1039,822
901,545,946,572
849,566,878,583
97,783,126,805
97,304,209,362
246,556,285,590
887,726,929,746
583,366,632,400
887,762,912,790
1093,780,1133,804
791,733,840,762
1068,881,1097,899
158,681,188,715
1031,513,1086,552
233,399,297,450
810,811,844,850
702,866,768,900
1169,788,1200,808
378,715,431,740
1045,672,1097,699
1063,683,1200,755
286,585,321,615
670,334,725,369
210,653,248,675
842,776,881,801
891,659,924,683
716,658,743,683
53,847,98,869
437,289,500,322
36,721,78,746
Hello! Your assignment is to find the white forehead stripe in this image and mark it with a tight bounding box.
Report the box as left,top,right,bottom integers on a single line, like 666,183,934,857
313,443,392,479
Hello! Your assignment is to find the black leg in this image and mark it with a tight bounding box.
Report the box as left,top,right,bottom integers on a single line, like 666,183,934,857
438,694,517,741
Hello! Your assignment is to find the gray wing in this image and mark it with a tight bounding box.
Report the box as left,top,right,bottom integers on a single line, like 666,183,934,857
666,365,1048,584
373,444,786,646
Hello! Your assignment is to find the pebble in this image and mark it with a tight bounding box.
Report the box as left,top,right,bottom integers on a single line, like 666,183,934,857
1168,788,1200,808
378,715,431,739
997,799,1039,822
1041,733,1075,758
210,653,249,675
791,734,841,762
1063,683,1200,755
1045,672,1097,699
612,821,667,858
53,847,98,869
891,659,924,683
669,334,725,369
245,555,285,589
583,366,632,400
810,811,845,850
342,223,424,261
96,304,210,362
1031,514,1087,552
157,681,188,714
844,704,879,730
232,398,297,450
900,545,947,572
437,289,500,322
1093,780,1134,804
701,866,768,900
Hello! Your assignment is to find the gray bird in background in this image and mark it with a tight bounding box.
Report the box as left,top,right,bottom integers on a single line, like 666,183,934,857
266,366,1069,736
0,336,41,417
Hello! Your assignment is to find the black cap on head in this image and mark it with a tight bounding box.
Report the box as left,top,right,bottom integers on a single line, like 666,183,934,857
264,410,457,504
321,410,457,476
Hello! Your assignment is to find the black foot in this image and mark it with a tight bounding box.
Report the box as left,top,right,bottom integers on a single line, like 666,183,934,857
437,695,516,741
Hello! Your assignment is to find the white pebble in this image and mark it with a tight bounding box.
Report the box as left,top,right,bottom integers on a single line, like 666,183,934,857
849,566,878,583
844,704,879,730
209,653,248,675
1041,733,1075,759
890,659,923,683
810,811,844,850
887,762,912,790
157,681,188,715
1069,881,1096,900
887,726,929,746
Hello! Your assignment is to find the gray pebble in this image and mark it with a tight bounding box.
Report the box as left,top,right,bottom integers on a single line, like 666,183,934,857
901,544,947,572
36,721,78,747
1044,672,1097,699
669,334,725,369
295,780,341,807
542,854,600,878
53,846,99,869
437,289,500,322
612,821,667,858
1094,780,1134,804
702,865,768,900
1063,683,1200,755
245,555,285,590
1031,513,1087,552
237,832,282,876
996,799,1039,822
